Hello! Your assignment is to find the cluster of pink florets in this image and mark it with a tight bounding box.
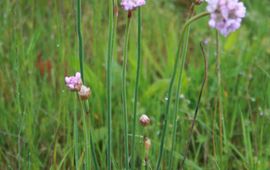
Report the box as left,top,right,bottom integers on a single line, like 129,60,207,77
206,0,246,36
121,0,146,11
65,72,91,100
120,0,246,36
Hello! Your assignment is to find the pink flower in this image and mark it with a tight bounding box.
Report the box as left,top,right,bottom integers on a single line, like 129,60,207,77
121,0,146,11
65,72,82,91
206,0,246,36
139,114,150,127
78,85,91,100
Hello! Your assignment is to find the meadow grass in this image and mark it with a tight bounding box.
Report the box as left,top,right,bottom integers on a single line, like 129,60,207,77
0,0,270,169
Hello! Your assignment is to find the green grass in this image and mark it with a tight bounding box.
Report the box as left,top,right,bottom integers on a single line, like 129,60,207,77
0,0,270,169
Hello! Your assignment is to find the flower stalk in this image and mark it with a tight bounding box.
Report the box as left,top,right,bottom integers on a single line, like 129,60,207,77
107,0,115,168
156,12,209,170
122,15,132,169
131,7,142,169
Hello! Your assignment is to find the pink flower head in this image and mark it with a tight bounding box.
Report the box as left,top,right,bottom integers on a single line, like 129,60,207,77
139,114,150,127
65,72,82,91
206,0,246,36
78,85,91,100
121,0,146,11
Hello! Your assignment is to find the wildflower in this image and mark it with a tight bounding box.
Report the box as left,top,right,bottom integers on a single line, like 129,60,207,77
65,72,82,91
139,114,150,127
78,85,91,100
121,0,146,11
206,0,246,36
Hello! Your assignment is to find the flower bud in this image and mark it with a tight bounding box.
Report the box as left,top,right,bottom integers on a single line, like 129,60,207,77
78,85,91,100
139,114,150,127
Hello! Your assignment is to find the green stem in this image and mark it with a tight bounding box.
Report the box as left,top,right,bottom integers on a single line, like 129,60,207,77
73,96,79,170
122,16,131,170
14,1,22,169
79,99,90,170
76,0,88,168
131,8,142,169
84,102,99,170
156,12,209,170
107,0,114,169
180,41,208,169
168,26,190,170
216,30,223,166
89,128,99,170
77,0,84,82
76,0,98,169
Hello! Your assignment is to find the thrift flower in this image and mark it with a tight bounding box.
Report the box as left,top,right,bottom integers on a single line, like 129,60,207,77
78,85,91,100
121,0,146,11
139,114,150,127
65,72,82,91
206,0,246,36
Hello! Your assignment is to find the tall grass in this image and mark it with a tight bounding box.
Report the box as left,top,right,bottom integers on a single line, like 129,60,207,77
180,41,208,169
156,12,209,169
168,25,190,170
0,0,270,169
76,0,98,169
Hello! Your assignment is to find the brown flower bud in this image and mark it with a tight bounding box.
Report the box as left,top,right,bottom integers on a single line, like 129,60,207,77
78,85,91,100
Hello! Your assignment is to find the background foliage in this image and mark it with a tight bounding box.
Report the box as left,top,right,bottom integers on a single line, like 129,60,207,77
0,0,270,169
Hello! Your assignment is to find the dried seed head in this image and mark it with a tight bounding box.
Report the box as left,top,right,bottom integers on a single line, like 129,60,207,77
78,85,91,100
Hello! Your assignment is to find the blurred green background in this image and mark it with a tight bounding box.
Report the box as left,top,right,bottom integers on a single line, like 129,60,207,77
0,0,269,169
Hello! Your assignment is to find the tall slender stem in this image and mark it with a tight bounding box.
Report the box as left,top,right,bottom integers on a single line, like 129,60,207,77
180,42,208,169
216,30,223,164
89,128,99,170
73,97,79,170
156,12,209,170
131,8,142,169
14,1,22,169
80,100,90,170
122,16,131,170
82,102,99,170
76,0,98,169
77,0,84,82
107,0,114,169
76,0,90,169
168,25,190,170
